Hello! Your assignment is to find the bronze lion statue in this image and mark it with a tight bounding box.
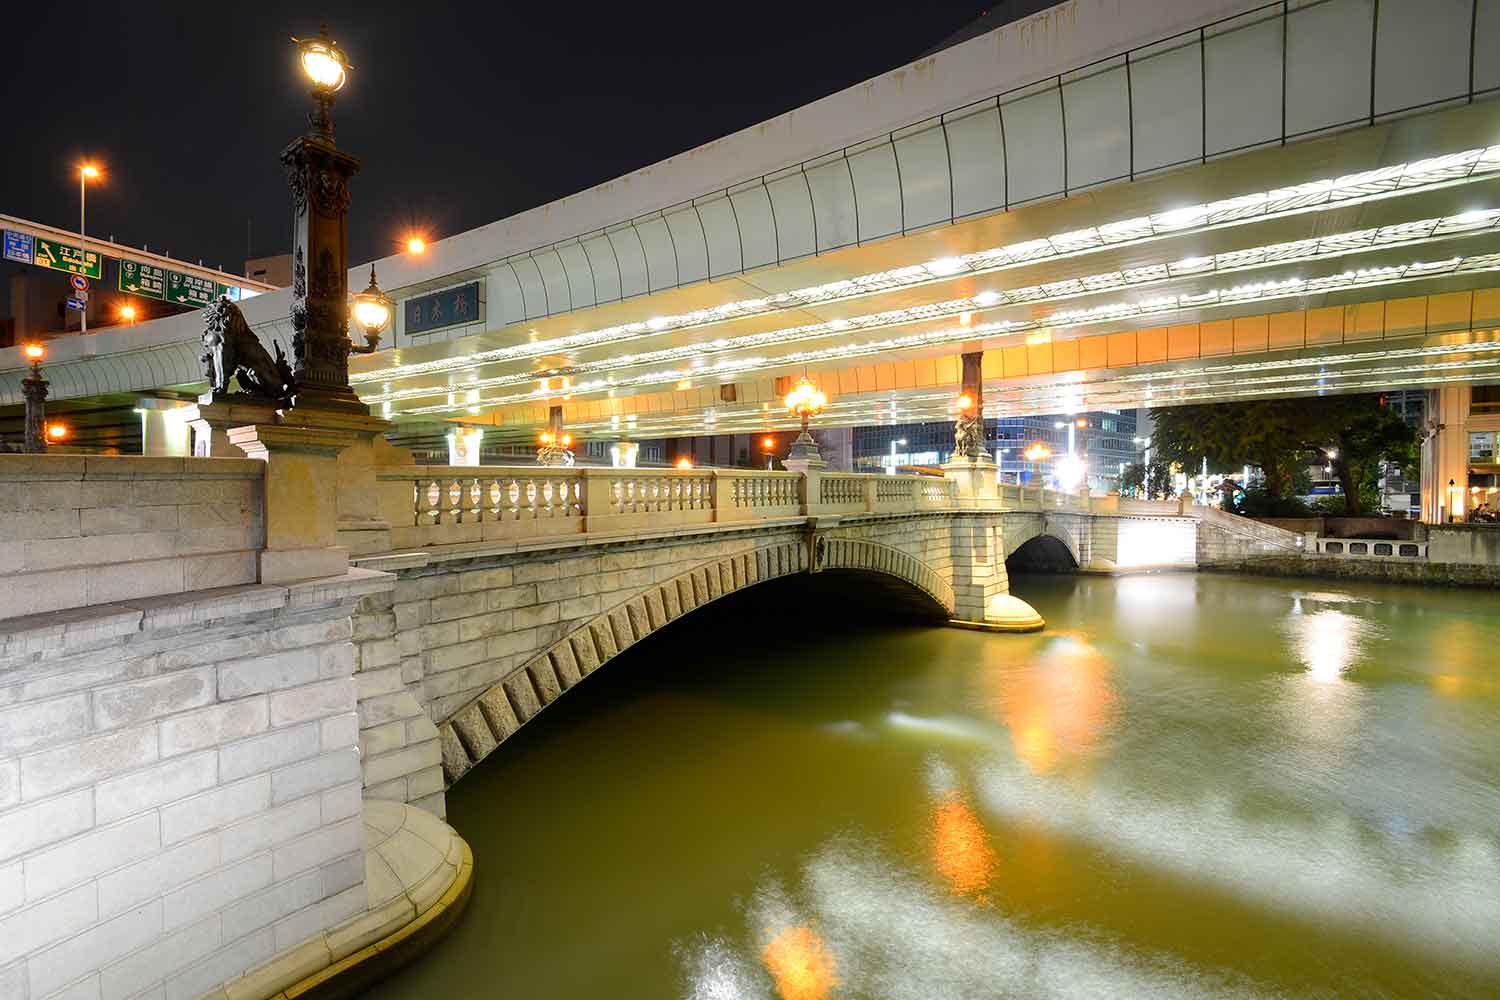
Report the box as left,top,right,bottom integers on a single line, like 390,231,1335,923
200,297,295,400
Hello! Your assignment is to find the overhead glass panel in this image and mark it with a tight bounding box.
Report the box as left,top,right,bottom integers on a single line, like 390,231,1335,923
847,142,902,241
1478,0,1500,95
728,182,778,270
766,171,816,261
1129,39,1203,174
1374,0,1470,114
1001,88,1065,205
490,264,525,326
511,256,549,319
943,104,1006,219
1204,12,1282,156
581,235,621,303
664,208,709,285
605,227,648,298
805,156,859,252
531,249,571,315
693,194,743,278
1285,0,1374,136
892,124,952,230
554,243,595,310
634,217,678,292
1061,63,1131,190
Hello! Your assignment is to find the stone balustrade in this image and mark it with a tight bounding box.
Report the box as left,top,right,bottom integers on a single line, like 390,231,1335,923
375,465,957,551
0,455,265,621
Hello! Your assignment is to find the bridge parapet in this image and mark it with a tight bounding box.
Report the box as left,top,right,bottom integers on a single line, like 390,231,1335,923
0,454,265,621
373,464,955,551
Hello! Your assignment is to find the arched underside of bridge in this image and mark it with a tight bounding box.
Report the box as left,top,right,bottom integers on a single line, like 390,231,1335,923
1006,534,1081,574
436,537,951,786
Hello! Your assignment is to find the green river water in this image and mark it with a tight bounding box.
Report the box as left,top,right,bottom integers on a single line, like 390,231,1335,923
365,571,1500,1000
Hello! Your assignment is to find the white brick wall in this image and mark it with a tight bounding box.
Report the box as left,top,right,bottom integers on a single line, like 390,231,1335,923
0,455,264,621
0,572,389,1000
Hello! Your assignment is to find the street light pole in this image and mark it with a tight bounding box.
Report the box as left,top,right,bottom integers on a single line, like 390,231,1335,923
283,25,367,413
78,166,96,334
21,345,49,454
887,437,906,475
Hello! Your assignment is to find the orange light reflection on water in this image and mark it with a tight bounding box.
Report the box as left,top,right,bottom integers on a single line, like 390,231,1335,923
761,924,838,1000
988,631,1117,774
931,791,998,899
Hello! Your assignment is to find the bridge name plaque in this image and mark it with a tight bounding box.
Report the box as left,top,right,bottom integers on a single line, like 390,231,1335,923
404,281,481,337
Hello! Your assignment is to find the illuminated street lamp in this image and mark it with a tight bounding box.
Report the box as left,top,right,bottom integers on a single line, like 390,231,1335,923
675,456,694,470
762,434,776,470
783,376,826,466
280,22,367,412
1023,442,1051,485
350,266,392,353
406,236,427,254
46,423,68,443
79,163,100,335
119,304,136,325
293,25,349,137
21,344,50,453
537,429,573,467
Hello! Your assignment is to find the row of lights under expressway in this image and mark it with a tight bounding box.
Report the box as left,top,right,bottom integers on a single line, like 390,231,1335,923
370,240,1500,420
354,141,1500,390
529,382,1107,490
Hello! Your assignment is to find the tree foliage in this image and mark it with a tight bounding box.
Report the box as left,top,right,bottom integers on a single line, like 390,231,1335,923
1119,461,1175,499
1148,394,1419,515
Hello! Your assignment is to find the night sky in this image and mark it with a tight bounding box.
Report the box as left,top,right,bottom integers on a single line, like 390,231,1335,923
3,1,990,290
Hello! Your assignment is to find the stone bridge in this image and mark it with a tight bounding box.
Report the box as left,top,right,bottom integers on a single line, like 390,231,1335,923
336,463,1291,805
0,452,1301,999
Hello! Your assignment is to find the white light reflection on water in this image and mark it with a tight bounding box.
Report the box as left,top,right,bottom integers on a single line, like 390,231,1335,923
679,842,1282,1000
973,752,1500,969
1281,606,1385,683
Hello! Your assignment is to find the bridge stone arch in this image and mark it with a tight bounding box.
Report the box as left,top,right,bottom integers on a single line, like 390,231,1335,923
433,527,956,786
999,512,1082,567
814,534,954,616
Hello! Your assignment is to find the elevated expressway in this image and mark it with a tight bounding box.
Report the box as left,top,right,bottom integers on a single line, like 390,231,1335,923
4,0,1500,447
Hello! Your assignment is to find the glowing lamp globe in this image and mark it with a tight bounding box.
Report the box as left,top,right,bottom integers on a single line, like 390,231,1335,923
350,267,392,352
784,377,826,426
297,33,349,92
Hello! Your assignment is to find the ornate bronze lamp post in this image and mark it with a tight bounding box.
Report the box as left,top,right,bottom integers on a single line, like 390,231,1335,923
21,344,49,454
782,376,827,466
282,24,367,412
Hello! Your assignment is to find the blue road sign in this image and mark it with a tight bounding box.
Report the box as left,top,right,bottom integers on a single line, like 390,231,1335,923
3,230,34,265
65,296,87,312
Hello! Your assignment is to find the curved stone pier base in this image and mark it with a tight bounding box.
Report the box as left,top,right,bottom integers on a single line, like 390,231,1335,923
948,594,1046,633
204,802,473,1000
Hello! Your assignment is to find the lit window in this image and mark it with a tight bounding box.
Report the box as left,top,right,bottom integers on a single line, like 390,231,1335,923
1471,432,1496,462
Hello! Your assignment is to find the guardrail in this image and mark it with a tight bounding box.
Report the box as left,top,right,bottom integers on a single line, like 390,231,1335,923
375,466,959,549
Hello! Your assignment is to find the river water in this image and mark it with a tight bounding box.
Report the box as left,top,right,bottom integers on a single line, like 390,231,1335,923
365,572,1500,1000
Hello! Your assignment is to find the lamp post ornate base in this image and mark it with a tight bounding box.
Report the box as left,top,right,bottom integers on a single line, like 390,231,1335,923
281,133,367,415
21,363,49,454
781,424,825,474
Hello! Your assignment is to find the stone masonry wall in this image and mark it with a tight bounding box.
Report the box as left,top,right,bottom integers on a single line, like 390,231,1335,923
0,571,390,1000
350,525,805,814
0,455,265,621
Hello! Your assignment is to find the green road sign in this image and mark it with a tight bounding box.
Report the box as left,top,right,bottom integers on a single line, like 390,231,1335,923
117,260,167,300
165,270,221,308
33,238,102,279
